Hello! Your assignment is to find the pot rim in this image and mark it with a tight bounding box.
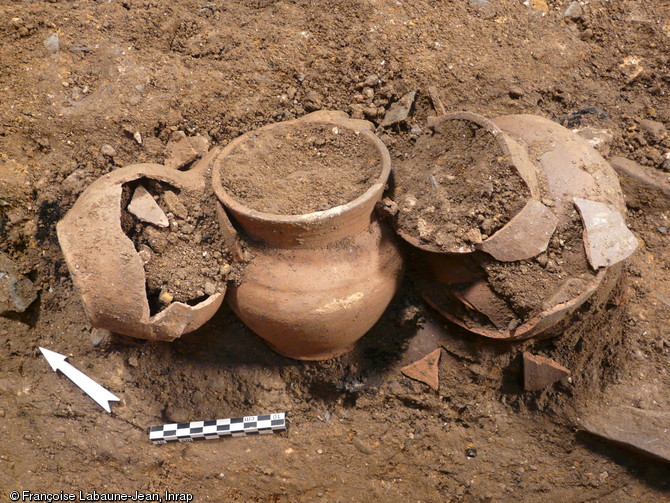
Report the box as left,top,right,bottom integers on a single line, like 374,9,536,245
211,114,391,228
395,111,536,254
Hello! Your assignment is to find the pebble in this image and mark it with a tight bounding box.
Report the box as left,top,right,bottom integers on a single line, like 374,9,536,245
90,328,111,346
100,144,116,157
163,191,188,220
508,86,524,99
0,408,5,418
562,1,583,20
352,436,373,455
0,252,38,314
159,290,174,305
659,226,667,234
364,75,379,87
204,282,216,296
465,447,478,458
638,119,667,142
127,356,139,368
43,33,59,54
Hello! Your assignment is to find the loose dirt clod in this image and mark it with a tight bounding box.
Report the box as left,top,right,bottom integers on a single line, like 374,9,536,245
393,118,530,252
217,122,382,215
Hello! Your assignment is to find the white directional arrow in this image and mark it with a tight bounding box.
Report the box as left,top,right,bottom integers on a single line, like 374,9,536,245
39,347,120,413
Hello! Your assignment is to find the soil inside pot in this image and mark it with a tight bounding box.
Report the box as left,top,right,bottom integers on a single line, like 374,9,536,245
121,179,235,315
217,121,382,215
392,119,531,251
477,211,596,325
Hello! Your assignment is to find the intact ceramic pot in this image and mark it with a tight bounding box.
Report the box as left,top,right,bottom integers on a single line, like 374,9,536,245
57,149,226,341
212,111,405,360
394,112,635,340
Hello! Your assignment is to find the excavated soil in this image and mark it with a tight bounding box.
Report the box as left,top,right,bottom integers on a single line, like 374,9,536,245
1,0,670,502
121,180,231,313
393,119,530,251
218,122,381,215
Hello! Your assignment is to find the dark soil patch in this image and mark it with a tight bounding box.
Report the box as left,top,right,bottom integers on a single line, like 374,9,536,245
217,121,382,215
392,118,530,251
121,179,232,314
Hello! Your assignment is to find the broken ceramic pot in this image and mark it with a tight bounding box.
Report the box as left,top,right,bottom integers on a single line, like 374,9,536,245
212,111,405,360
57,149,227,341
393,112,635,340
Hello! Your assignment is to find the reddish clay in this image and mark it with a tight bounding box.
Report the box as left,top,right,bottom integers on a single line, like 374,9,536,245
212,111,404,360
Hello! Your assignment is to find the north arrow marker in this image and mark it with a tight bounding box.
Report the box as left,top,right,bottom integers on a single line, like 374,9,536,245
39,347,120,413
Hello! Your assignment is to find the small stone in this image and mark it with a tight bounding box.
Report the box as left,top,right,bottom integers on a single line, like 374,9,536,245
400,348,441,391
658,226,667,234
362,87,374,100
573,197,638,269
638,119,668,142
204,282,216,296
302,90,323,112
90,328,111,346
138,245,152,264
375,197,399,218
100,144,116,157
508,86,524,99
128,186,169,227
43,33,59,54
158,290,174,305
364,75,380,87
216,473,225,479
352,436,373,455
0,252,38,314
188,135,210,157
523,352,570,391
465,448,478,459
127,356,139,368
133,131,143,145
0,409,5,418
380,91,416,127
163,191,188,220
165,131,198,169
562,1,583,20
410,125,423,136
530,0,549,14
469,0,497,19
220,263,232,277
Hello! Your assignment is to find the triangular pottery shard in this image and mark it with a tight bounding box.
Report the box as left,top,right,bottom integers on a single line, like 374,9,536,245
523,352,570,391
573,197,638,269
127,185,169,227
477,199,558,261
401,348,441,391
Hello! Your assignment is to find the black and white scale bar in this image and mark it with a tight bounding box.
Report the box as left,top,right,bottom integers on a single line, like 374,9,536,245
149,413,286,444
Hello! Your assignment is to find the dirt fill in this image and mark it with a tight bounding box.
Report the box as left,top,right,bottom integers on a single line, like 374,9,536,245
121,180,232,314
393,119,531,251
217,122,382,215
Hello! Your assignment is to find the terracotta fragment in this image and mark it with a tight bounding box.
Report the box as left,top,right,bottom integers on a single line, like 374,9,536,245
573,197,638,269
127,185,169,227
477,199,558,261
523,352,570,391
381,91,416,127
57,149,226,341
401,348,441,391
579,406,670,463
453,281,515,330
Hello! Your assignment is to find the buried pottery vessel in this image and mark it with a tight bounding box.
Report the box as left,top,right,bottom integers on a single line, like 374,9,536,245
212,111,404,360
391,112,636,340
57,148,227,341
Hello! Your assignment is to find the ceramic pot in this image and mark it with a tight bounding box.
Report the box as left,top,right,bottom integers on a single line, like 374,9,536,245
396,112,635,340
57,149,226,341
212,111,405,360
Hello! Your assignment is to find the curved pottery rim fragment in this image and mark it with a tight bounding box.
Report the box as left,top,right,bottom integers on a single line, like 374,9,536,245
56,149,225,341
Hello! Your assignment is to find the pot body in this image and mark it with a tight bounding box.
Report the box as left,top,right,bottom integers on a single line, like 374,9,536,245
212,111,404,360
228,220,404,360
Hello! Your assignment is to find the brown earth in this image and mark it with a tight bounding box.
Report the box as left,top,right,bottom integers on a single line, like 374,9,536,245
122,179,231,312
393,118,529,251
1,0,670,502
218,121,381,215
